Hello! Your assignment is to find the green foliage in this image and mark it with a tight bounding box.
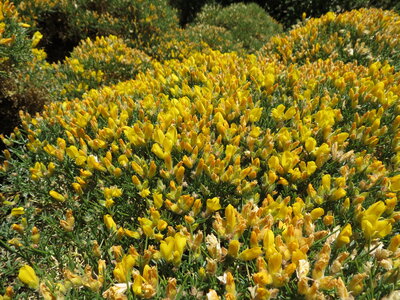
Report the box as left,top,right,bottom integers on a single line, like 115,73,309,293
193,2,282,53
0,1,58,147
183,23,245,54
0,9,30,73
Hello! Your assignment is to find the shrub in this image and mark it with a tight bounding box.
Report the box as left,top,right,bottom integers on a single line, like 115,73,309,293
55,35,153,100
0,0,58,149
1,46,400,298
259,8,400,71
193,2,282,53
182,23,245,53
260,0,400,28
12,0,180,61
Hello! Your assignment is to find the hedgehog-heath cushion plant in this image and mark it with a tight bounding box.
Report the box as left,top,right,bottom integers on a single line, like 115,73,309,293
0,0,59,146
193,2,283,53
260,8,400,71
1,44,400,298
11,0,179,61
179,24,245,54
54,35,153,100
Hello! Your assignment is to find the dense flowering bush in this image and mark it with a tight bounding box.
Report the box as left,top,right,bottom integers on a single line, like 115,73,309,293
54,35,153,100
0,0,58,146
180,24,245,54
1,6,400,300
260,8,400,70
193,3,283,53
12,0,179,60
2,47,400,298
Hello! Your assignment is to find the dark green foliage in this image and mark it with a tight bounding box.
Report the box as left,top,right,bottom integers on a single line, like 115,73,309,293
183,23,245,53
192,2,282,53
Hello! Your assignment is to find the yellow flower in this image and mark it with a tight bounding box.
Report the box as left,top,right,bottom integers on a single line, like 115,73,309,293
31,31,43,47
310,208,324,220
305,137,317,152
321,174,331,191
139,188,151,198
60,210,75,232
249,107,263,123
11,207,25,217
281,151,299,172
388,234,400,252
348,273,368,296
132,272,143,295
31,226,40,244
263,229,277,256
227,240,240,258
206,197,222,214
49,190,66,202
336,224,352,247
361,201,392,240
271,104,286,121
160,233,187,265
253,270,273,286
151,143,166,159
330,188,347,201
113,254,136,282
18,265,39,289
264,73,275,89
153,192,163,208
104,214,117,232
389,174,400,192
238,247,263,261
207,289,221,300
268,252,282,273
225,204,237,234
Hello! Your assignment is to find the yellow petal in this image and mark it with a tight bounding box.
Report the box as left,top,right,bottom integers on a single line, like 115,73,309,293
104,214,117,231
49,190,66,202
18,265,39,289
238,247,263,261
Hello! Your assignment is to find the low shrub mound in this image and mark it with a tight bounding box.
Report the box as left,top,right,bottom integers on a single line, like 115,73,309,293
1,46,399,298
264,0,400,29
193,3,283,53
0,0,58,149
54,35,153,100
260,8,400,70
182,23,245,54
12,0,179,61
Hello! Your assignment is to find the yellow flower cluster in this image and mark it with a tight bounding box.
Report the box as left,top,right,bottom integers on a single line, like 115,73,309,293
13,0,179,59
260,8,400,70
1,8,400,300
55,35,152,99
0,1,24,47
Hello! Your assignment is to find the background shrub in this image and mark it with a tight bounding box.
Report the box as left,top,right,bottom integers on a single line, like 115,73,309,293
192,2,282,53
0,1,58,150
182,23,245,53
259,8,400,71
264,0,400,28
170,0,400,29
12,0,179,61
55,35,153,100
